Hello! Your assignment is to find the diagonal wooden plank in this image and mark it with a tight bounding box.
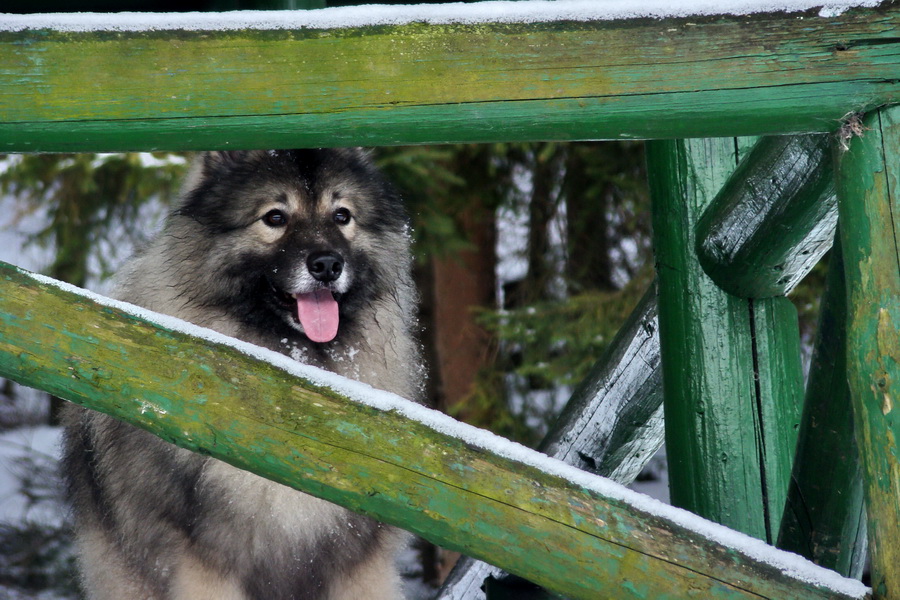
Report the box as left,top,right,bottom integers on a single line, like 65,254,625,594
441,284,663,599
778,234,868,578
0,262,868,600
696,135,837,299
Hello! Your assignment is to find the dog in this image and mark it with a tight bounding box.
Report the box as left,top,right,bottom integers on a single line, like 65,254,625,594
62,149,423,600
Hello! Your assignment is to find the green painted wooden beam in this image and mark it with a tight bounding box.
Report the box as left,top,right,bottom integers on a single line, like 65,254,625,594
1,3,899,152
0,262,868,600
648,137,805,542
696,135,836,298
778,235,868,578
835,105,900,600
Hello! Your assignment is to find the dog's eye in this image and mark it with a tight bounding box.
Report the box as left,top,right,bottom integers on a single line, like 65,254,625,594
263,209,288,227
333,208,352,225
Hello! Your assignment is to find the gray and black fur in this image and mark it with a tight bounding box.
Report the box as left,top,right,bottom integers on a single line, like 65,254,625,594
62,149,423,600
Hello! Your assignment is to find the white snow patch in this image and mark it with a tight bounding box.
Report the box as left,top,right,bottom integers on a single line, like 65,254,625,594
22,267,869,599
0,426,63,525
0,0,886,32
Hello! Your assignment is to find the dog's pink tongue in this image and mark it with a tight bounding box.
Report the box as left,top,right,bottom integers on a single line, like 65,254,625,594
295,290,339,343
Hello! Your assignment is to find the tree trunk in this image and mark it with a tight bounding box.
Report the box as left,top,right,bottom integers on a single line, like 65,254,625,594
523,145,563,302
564,144,616,293
430,186,497,417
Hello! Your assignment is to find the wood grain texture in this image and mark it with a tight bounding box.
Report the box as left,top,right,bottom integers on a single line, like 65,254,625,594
0,262,865,600
648,137,804,542
538,282,663,484
778,237,868,578
1,3,899,151
836,105,900,600
442,283,664,600
696,134,837,298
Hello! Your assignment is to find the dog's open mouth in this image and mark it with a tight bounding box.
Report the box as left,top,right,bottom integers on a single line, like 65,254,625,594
269,281,342,343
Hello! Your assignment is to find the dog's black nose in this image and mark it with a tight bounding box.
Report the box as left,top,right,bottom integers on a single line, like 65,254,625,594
307,251,344,282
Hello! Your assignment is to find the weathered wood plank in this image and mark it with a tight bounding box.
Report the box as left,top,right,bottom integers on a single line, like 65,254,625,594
445,138,857,591
1,3,899,151
538,282,663,483
647,137,804,542
778,236,868,578
749,296,807,535
696,135,837,298
441,283,664,600
0,263,867,600
835,105,900,600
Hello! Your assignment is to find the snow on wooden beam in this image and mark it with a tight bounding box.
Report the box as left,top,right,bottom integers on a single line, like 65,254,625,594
0,261,869,600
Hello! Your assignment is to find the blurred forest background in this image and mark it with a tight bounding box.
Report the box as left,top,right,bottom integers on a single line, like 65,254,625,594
1,2,828,598
0,142,656,435
0,141,827,598
0,142,660,597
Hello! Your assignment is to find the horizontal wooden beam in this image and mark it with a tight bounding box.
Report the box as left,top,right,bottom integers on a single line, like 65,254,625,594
0,262,868,600
1,2,899,151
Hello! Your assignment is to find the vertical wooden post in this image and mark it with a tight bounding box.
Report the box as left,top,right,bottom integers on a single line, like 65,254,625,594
778,237,868,577
835,105,900,600
647,138,804,541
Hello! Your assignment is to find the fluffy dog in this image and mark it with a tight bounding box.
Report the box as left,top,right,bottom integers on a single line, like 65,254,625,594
63,149,422,600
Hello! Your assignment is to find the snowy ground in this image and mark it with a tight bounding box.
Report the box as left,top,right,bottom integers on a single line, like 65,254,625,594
0,426,64,528
0,423,74,600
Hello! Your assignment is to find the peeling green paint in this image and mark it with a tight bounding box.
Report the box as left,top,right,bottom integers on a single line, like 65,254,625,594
836,104,900,600
1,7,899,151
0,261,868,600
648,137,803,543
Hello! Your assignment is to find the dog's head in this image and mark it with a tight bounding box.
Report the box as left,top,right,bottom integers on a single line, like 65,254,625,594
173,149,408,343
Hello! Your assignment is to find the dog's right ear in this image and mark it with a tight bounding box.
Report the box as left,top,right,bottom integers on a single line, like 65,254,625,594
181,152,258,202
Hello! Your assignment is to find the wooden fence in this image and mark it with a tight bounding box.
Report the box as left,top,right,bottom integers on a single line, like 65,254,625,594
1,1,899,598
